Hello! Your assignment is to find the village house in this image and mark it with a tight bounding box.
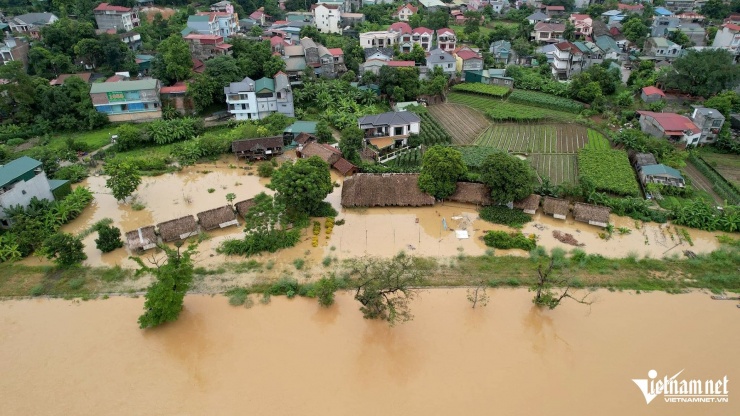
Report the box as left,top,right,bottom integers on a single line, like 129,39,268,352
224,72,294,120
637,111,701,146
594,35,621,59
333,158,358,176
436,28,457,51
601,10,625,25
94,3,139,32
185,13,219,36
116,30,142,51
464,69,514,88
341,174,435,207
393,3,418,21
197,206,238,231
232,136,284,160
569,13,593,38
618,3,644,13
90,79,161,122
360,59,415,75
638,164,686,189
125,225,157,251
543,5,565,16
572,203,611,228
690,106,725,143
360,30,398,49
358,111,420,150
489,40,513,64
426,48,456,76
364,47,394,61
418,0,447,12
527,11,548,25
651,15,680,37
550,41,584,80
183,34,232,61
448,182,492,206
711,23,740,56
191,11,239,37
513,194,541,215
454,47,483,72
542,196,569,220
0,157,69,228
235,199,256,218
318,45,347,78
298,142,342,165
643,37,682,61
641,86,665,103
284,120,318,143
572,41,604,68
312,3,341,34
532,21,565,44
157,216,198,243
160,82,194,115
0,36,29,69
410,27,434,52
340,12,364,26
249,8,271,26
7,12,58,38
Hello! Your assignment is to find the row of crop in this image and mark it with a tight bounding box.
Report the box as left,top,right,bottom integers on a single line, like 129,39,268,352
688,154,740,205
452,83,511,98
456,146,502,169
449,93,575,122
578,148,640,197
418,113,452,146
386,149,423,169
584,129,610,150
508,90,584,114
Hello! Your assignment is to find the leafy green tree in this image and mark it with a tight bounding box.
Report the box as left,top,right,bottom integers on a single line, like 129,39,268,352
95,224,124,253
152,34,192,85
316,120,333,143
135,242,197,329
226,192,236,208
706,26,719,44
315,275,339,307
464,11,481,35
379,66,420,101
187,74,216,113
41,233,87,267
397,43,427,65
418,146,467,199
668,30,692,48
661,49,740,98
105,161,142,202
230,38,273,79
621,17,648,44
481,153,534,202
98,33,138,73
263,55,286,77
299,25,322,42
270,156,334,216
40,18,97,56
339,126,364,164
701,0,730,19
28,46,74,78
563,22,576,41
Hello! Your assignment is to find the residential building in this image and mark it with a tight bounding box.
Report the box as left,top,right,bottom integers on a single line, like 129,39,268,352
436,28,456,51
194,11,239,37
232,136,284,160
301,37,320,68
411,27,434,52
426,48,456,75
183,34,232,61
360,31,398,48
0,157,69,227
488,1,507,14
573,41,604,67
638,164,685,188
526,11,548,25
358,111,421,149
118,31,142,51
464,68,514,88
160,82,194,115
454,46,483,72
550,41,583,80
662,0,689,11
594,35,621,59
691,106,725,143
641,86,665,103
185,14,219,36
0,36,29,70
532,22,565,43
340,12,364,26
637,111,701,146
569,14,593,37
418,0,447,12
654,6,674,17
643,37,682,61
313,3,341,34
601,10,625,25
618,3,643,13
651,16,680,37
712,23,740,56
224,72,294,121
93,3,139,32
210,1,234,13
249,8,270,26
318,45,347,78
90,79,161,122
364,47,394,61
7,12,58,38
544,5,565,16
393,3,418,21
489,40,513,64
359,59,415,75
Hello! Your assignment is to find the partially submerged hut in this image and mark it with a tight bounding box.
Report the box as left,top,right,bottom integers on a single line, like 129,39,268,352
573,202,611,228
125,225,157,251
513,194,541,215
235,199,255,218
231,136,284,161
341,173,435,207
447,182,492,206
542,197,569,220
197,205,238,231
298,142,341,165
332,157,358,176
157,215,199,242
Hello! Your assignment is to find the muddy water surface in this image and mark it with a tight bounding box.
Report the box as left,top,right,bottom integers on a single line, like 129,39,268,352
0,289,737,415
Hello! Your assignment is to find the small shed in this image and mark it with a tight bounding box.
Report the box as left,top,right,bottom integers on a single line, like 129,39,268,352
157,215,199,242
542,197,569,220
341,173,435,207
447,182,492,206
332,157,358,176
631,152,658,169
573,202,611,228
641,86,665,103
513,194,541,215
125,225,157,251
197,205,238,231
235,199,256,218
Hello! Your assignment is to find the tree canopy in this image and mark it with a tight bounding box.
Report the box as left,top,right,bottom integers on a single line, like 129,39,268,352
480,153,535,203
418,146,467,199
270,156,334,216
105,161,142,202
152,34,192,85
661,49,740,98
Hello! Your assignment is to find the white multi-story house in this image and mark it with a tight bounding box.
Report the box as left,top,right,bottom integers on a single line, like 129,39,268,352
551,41,584,80
643,37,682,61
411,27,434,52
392,3,418,21
358,111,421,149
195,11,239,37
0,157,69,227
436,28,456,51
93,3,139,32
360,31,398,48
313,3,341,34
712,23,740,56
224,73,294,121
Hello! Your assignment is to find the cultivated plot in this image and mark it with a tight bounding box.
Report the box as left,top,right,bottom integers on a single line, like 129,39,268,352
427,103,491,145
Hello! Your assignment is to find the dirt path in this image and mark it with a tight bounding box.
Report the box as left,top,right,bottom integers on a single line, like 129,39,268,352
684,161,723,204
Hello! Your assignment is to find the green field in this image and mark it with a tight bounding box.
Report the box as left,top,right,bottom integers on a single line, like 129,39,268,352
448,92,576,122
699,151,740,188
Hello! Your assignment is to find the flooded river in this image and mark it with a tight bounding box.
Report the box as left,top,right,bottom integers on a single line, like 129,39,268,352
0,289,737,415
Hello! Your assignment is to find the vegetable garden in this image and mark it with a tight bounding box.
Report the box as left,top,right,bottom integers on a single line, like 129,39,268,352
418,112,453,146
427,103,491,145
508,90,584,114
451,83,511,98
448,92,575,122
578,148,641,197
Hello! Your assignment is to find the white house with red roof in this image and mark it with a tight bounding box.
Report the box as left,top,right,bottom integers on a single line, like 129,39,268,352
453,46,483,72
569,13,593,37
411,27,434,52
637,111,701,146
436,28,456,51
640,86,665,103
313,3,341,34
249,8,271,25
93,3,139,31
550,41,583,79
712,23,740,56
392,3,418,21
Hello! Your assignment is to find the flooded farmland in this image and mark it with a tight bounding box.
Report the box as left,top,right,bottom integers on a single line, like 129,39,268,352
0,289,737,415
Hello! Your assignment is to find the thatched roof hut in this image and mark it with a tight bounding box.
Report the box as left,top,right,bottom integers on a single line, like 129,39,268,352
542,197,569,220
631,152,658,169
333,157,358,176
235,199,255,218
157,215,199,242
197,205,238,231
341,173,435,207
513,194,541,215
573,202,611,228
299,142,341,165
447,182,492,206
125,225,157,251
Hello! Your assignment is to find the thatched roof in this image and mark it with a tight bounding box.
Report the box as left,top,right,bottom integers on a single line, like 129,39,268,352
448,182,492,205
235,199,255,218
125,225,157,251
232,136,283,152
332,157,357,176
513,194,541,212
157,215,198,242
573,202,611,224
542,197,569,216
631,152,658,168
294,132,317,145
341,173,435,207
197,205,237,231
301,142,341,165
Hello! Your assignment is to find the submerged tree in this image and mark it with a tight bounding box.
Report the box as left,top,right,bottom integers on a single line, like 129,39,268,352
530,259,591,309
418,146,467,199
41,233,87,267
134,242,197,329
351,253,426,325
105,161,142,202
466,281,490,309
95,224,124,253
270,156,333,216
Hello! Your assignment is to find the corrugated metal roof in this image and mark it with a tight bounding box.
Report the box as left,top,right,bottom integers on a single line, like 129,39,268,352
641,164,683,179
0,156,42,189
90,79,159,93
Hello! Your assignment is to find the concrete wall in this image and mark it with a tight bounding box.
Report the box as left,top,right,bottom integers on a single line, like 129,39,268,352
0,172,54,219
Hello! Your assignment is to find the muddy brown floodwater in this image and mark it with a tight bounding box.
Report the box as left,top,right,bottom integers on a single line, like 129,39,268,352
0,289,737,416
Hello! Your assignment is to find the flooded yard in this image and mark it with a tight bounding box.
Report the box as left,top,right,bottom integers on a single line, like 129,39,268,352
0,289,737,415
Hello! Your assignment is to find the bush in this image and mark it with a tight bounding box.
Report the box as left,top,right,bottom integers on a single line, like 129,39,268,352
257,162,274,178
483,231,536,251
53,164,88,183
578,148,640,197
479,206,532,227
268,277,300,298
314,275,339,307
218,229,301,256
95,224,124,253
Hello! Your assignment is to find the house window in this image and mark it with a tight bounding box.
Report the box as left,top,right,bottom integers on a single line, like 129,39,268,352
394,126,403,135
712,120,723,127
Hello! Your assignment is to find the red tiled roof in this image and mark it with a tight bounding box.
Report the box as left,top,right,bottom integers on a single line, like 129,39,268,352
106,75,124,82
571,13,589,20
637,111,699,135
642,86,665,97
184,34,224,41
534,22,566,32
216,43,232,49
270,35,283,45
389,22,412,34
609,26,621,35
394,3,418,15
723,23,740,31
333,158,357,175
387,60,416,67
436,28,454,35
546,5,565,10
274,20,288,24
457,49,481,60
94,2,131,12
618,3,644,10
161,81,188,94
412,26,433,35
328,47,343,56
192,58,205,74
